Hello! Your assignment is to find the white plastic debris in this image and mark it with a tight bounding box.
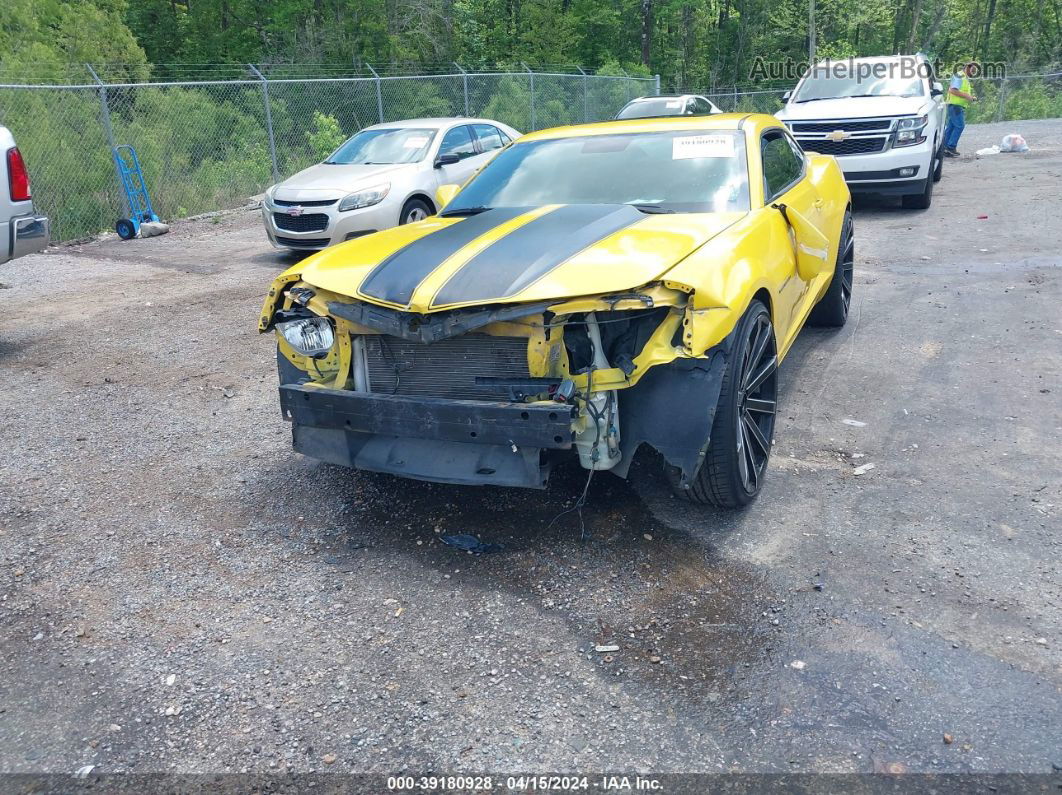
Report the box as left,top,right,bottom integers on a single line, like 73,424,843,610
1000,133,1029,153
842,418,867,427
853,462,877,476
595,645,620,653
790,660,806,670
976,145,1001,156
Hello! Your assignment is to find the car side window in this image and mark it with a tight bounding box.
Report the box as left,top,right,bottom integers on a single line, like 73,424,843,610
472,124,505,152
693,97,712,114
440,125,477,160
761,130,804,200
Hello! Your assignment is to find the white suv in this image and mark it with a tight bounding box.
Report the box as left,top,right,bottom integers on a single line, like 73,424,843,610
775,55,946,209
1,125,49,265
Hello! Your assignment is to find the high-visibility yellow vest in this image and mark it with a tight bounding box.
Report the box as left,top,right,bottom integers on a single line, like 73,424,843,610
947,75,972,109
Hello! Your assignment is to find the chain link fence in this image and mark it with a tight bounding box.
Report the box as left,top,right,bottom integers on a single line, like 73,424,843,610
0,68,656,242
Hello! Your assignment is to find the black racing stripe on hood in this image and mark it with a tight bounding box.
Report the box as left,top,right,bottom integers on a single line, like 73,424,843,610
433,204,645,306
359,206,528,306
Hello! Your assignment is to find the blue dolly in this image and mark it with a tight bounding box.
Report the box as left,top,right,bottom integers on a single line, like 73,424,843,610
112,145,161,240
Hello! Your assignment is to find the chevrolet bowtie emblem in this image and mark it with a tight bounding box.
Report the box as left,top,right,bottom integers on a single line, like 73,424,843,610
826,130,850,142
286,205,304,216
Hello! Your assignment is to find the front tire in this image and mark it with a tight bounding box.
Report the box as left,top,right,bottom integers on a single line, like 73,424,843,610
932,142,944,182
399,198,432,225
667,300,778,508
807,210,854,328
901,176,934,210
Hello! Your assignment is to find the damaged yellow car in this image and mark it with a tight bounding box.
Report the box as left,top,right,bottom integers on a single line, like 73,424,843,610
259,113,852,507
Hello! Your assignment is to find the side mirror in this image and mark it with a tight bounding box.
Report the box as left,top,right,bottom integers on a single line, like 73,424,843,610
931,81,944,97
782,90,792,103
772,202,831,281
434,152,460,168
435,184,461,210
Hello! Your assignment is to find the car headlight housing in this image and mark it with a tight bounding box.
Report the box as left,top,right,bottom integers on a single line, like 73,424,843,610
338,183,390,212
277,316,335,358
894,115,928,146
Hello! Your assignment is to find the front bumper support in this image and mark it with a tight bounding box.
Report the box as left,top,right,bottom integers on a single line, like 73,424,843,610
279,385,576,488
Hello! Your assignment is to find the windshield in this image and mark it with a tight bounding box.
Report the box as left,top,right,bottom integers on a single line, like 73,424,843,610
793,63,926,102
325,128,436,165
617,98,689,119
443,130,749,214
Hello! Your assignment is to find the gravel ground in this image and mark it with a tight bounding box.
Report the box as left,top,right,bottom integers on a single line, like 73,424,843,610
0,119,1060,778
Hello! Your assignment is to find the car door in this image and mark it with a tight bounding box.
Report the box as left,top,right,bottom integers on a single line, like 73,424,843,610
435,124,481,187
760,128,821,350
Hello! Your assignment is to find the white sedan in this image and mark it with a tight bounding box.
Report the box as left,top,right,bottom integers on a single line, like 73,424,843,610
262,117,521,251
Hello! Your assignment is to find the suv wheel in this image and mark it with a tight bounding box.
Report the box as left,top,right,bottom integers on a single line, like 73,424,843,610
932,142,944,182
901,176,934,210
667,300,777,508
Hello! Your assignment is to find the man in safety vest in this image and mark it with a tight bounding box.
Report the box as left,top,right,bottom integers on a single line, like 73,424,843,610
943,62,978,157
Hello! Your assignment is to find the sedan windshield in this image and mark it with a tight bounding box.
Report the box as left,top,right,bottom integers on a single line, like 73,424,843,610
443,130,749,214
325,128,436,165
793,65,925,102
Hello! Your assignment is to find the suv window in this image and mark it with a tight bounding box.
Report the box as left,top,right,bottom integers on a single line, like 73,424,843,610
472,124,505,152
761,130,804,199
693,97,713,114
440,125,477,160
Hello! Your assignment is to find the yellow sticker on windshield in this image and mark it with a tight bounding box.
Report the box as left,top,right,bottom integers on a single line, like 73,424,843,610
672,134,735,159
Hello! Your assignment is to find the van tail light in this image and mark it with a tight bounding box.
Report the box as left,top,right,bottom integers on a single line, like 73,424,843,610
7,147,31,202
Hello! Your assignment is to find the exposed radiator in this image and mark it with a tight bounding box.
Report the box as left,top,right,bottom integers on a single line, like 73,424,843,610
362,334,531,401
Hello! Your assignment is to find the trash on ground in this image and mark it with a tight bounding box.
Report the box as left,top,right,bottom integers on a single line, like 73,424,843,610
790,660,806,670
1000,133,1029,153
440,534,504,554
976,145,1001,156
595,644,620,653
853,462,877,476
842,418,867,427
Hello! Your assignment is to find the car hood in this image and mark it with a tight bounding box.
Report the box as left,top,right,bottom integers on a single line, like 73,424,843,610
296,204,745,312
777,95,931,120
273,162,417,199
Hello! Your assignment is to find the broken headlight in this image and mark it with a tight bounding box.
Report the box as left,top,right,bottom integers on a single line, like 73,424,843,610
276,315,335,358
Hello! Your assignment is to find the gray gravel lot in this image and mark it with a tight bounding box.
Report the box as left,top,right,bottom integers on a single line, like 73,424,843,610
0,119,1059,777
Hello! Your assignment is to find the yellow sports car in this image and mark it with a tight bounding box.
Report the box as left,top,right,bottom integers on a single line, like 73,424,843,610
260,113,852,507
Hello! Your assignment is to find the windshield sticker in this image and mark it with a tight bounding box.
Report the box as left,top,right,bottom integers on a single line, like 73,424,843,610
403,136,429,148
672,134,735,159
665,100,682,108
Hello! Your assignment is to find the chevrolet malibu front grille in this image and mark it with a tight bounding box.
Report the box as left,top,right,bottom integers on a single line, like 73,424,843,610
273,212,329,232
362,334,531,401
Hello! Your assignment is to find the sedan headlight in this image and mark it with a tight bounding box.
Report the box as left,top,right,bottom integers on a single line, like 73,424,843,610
894,115,928,146
277,316,335,358
338,183,390,212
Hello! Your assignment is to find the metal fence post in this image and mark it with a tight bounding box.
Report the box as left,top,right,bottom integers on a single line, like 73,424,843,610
576,66,589,123
248,64,279,184
455,63,470,117
522,63,536,130
995,77,1009,123
654,74,661,95
367,64,385,123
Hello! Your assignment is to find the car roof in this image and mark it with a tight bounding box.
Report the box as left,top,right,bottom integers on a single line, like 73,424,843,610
521,112,780,142
810,54,925,67
362,117,506,130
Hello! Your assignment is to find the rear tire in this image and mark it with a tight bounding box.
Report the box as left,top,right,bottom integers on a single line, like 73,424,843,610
901,176,933,210
399,198,432,225
667,300,778,508
807,210,854,328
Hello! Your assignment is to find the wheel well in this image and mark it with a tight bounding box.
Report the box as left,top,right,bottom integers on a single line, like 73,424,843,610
404,193,436,214
752,287,774,325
